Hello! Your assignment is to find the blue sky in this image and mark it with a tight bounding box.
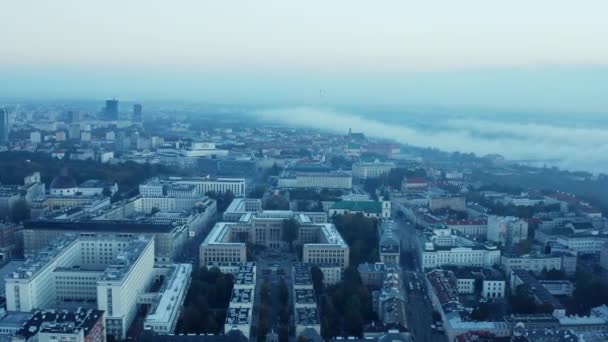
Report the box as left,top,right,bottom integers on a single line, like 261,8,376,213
1,0,607,110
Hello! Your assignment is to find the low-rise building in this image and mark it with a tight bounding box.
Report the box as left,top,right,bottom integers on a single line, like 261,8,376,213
6,235,155,340
329,200,390,219
12,309,106,342
487,216,528,246
352,161,395,180
419,227,500,269
278,171,352,190
379,220,400,264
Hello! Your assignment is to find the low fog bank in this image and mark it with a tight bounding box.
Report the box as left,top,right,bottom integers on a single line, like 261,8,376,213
251,107,608,174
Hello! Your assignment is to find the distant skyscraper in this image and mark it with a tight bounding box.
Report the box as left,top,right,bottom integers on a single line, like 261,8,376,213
0,108,9,144
68,110,81,123
133,103,143,122
104,99,119,120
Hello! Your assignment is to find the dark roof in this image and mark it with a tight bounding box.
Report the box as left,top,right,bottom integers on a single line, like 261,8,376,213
24,219,175,233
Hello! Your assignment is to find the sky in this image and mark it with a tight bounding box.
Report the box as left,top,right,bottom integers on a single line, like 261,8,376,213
1,0,608,111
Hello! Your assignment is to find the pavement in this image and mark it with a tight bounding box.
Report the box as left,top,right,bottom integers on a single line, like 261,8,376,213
252,249,296,341
393,208,447,342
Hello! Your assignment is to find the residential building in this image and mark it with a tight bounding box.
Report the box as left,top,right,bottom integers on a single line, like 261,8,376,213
487,216,528,246
379,220,400,264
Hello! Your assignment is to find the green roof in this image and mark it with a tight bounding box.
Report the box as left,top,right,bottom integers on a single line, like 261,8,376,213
330,201,382,214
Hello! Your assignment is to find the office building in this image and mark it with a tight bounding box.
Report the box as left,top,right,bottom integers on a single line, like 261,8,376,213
329,200,391,219
501,250,578,276
292,264,321,337
133,103,142,122
0,108,8,144
143,263,192,334
352,160,395,180
5,235,154,339
13,309,106,342
278,171,352,190
201,211,349,270
223,198,263,221
104,99,119,120
68,110,81,123
140,176,246,197
419,226,500,269
24,193,216,261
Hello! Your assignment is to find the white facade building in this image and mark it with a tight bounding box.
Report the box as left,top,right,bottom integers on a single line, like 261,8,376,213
352,161,395,180
5,235,155,340
278,171,352,190
140,176,246,197
487,216,529,246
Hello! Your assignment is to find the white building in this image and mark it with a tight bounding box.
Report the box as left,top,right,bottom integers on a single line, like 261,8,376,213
278,171,352,190
487,216,528,246
140,176,246,197
223,198,263,221
302,224,349,269
419,227,500,269
143,263,192,334
6,235,155,340
201,211,348,271
352,161,395,180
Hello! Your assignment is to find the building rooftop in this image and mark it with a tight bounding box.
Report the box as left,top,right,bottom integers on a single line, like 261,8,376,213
145,264,192,326
225,308,250,326
15,308,104,340
294,289,316,305
295,308,319,325
330,201,382,214
99,236,154,282
230,288,254,304
293,263,313,286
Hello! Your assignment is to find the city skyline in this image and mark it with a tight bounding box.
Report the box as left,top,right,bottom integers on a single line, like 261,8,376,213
1,1,608,112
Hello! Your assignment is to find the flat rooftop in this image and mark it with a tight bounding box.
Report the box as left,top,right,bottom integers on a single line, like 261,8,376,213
295,308,319,325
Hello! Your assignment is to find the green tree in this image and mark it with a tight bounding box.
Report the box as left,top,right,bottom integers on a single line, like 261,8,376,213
311,266,324,295
510,285,537,314
282,218,299,250
249,185,267,199
101,186,112,197
279,324,290,342
10,199,30,223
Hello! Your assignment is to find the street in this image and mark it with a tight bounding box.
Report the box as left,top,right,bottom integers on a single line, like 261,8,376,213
394,205,447,342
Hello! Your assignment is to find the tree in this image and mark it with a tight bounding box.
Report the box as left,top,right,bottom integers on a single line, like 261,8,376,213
10,199,30,223
515,240,533,255
278,278,289,305
311,266,324,295
101,186,112,197
471,303,490,321
150,207,160,215
282,218,299,250
278,324,290,342
248,185,267,199
510,285,537,314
